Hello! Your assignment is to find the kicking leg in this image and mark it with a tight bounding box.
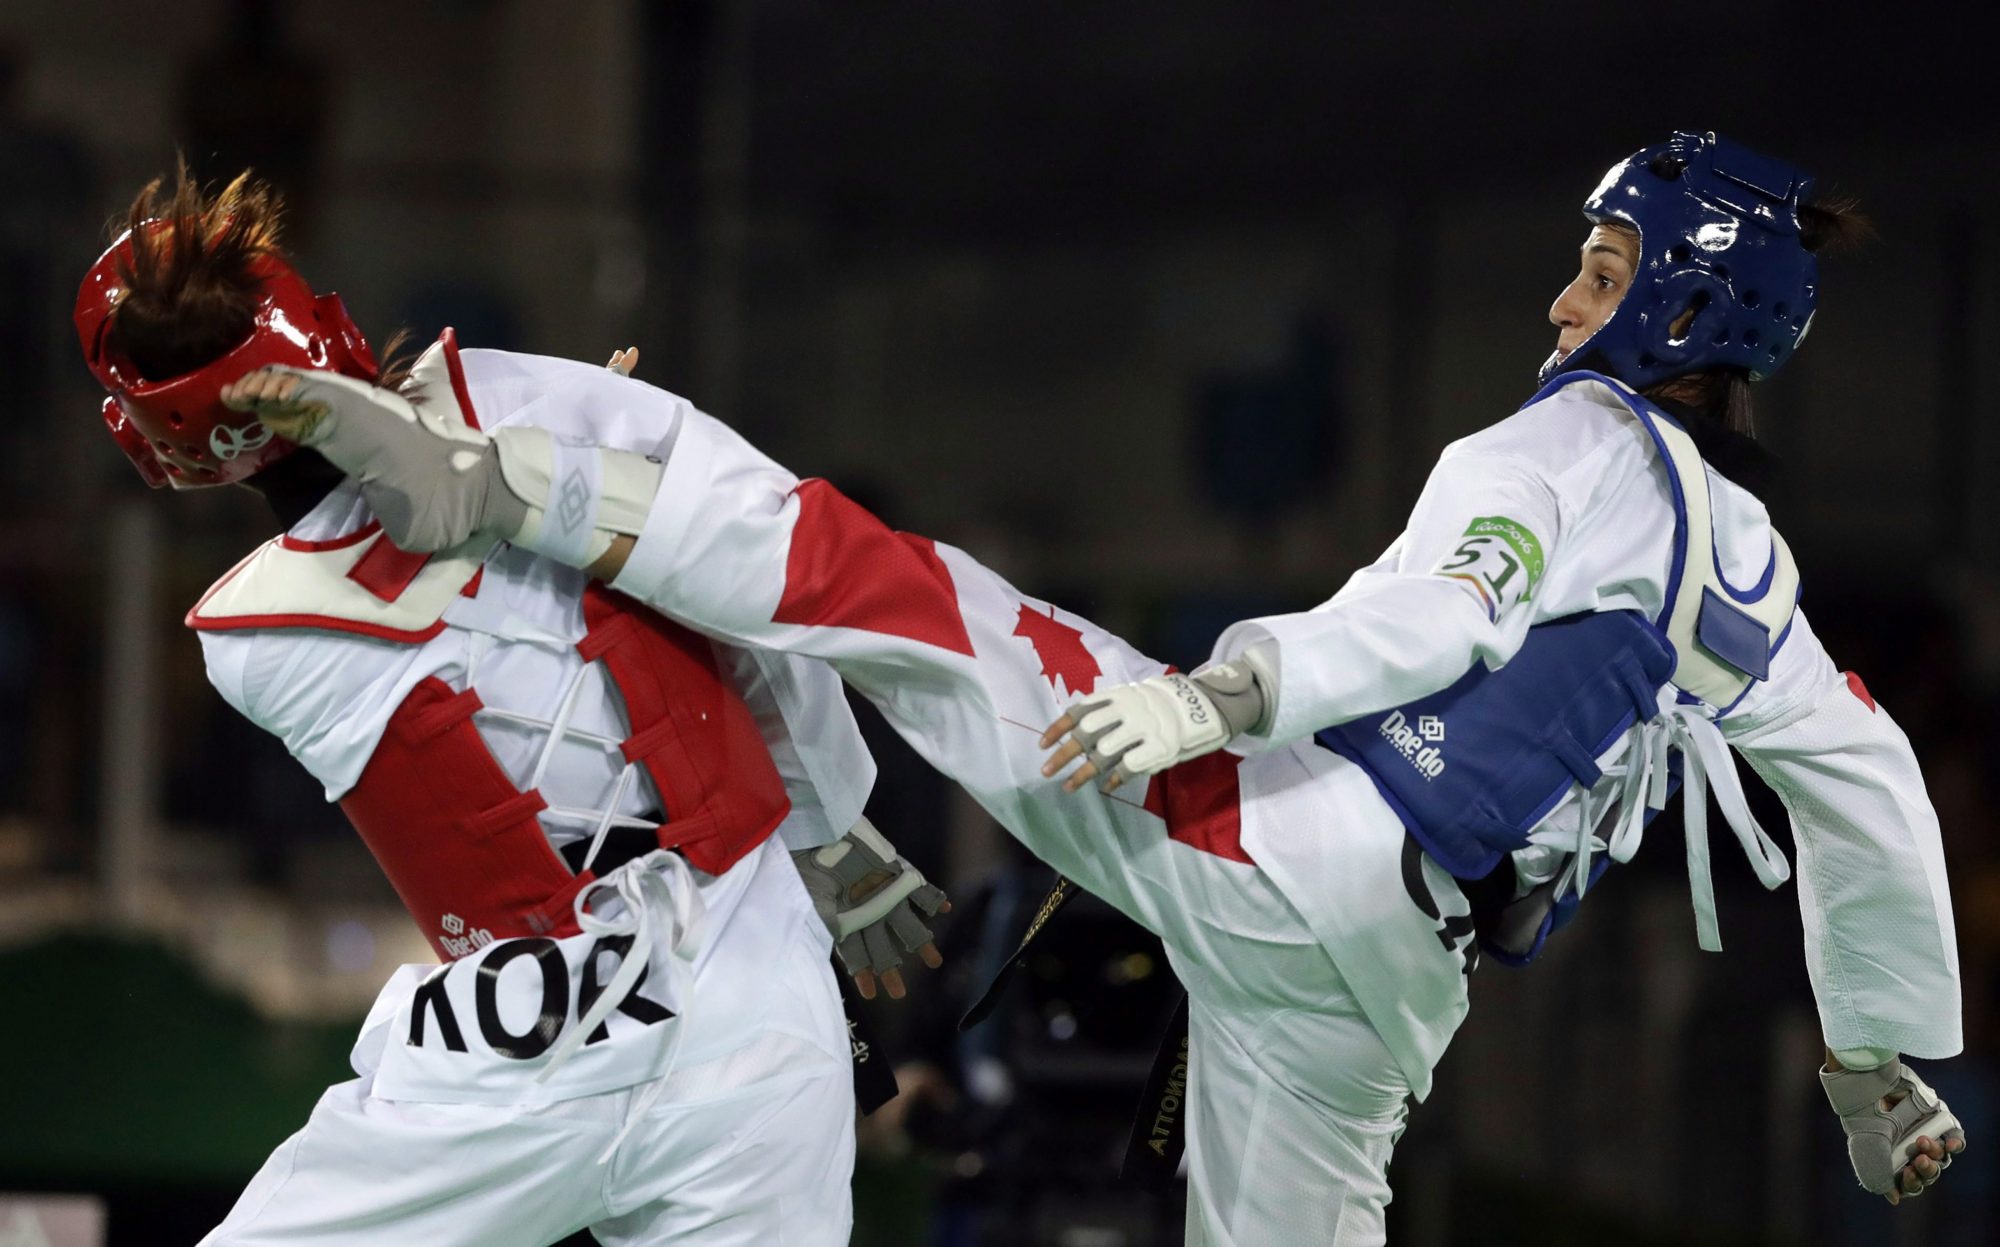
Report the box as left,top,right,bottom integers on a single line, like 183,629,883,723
1178,962,1410,1247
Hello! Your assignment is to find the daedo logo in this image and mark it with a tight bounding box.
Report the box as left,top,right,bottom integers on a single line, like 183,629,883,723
1379,709,1446,780
439,912,495,958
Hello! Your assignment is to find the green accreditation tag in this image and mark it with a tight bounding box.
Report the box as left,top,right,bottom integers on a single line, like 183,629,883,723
1463,516,1546,591
1432,515,1547,621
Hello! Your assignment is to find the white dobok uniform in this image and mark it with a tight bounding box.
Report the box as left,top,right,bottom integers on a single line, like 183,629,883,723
191,339,872,1247
581,364,1959,1247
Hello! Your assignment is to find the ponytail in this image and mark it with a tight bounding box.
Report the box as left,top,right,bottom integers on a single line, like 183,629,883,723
104,157,286,381
1646,192,1874,437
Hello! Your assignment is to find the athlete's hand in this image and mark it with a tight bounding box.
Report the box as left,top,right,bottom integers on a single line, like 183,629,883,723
792,816,950,1000
1822,1056,1968,1203
221,366,526,553
1041,665,1265,794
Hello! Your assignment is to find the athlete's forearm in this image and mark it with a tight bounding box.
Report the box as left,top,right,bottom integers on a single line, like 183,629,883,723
1735,674,1961,1058
588,533,635,581
1211,573,1515,749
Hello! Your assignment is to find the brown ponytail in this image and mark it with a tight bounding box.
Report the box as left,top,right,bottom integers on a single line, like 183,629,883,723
1798,191,1876,255
103,157,286,381
102,159,417,391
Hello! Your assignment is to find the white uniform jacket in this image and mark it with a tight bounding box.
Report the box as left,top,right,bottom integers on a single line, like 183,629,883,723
1212,376,1963,1063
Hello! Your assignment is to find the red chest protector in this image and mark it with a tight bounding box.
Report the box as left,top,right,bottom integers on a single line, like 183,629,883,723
187,333,790,960
336,584,789,960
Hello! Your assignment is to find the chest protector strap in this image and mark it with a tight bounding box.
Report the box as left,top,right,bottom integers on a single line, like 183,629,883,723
340,585,790,961
575,583,791,875
341,677,587,957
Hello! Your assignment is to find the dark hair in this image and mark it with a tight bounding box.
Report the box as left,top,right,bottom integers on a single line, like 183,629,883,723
104,157,284,381
1641,193,1874,436
103,158,416,388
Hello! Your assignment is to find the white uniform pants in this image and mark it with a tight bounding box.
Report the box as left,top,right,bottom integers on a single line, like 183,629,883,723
1027,800,1415,1247
201,1050,853,1247
202,844,855,1246
1177,954,1409,1247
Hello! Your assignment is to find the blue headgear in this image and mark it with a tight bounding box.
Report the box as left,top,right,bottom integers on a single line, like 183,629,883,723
1540,131,1819,390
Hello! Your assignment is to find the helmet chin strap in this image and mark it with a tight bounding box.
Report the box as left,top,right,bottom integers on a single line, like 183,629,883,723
1536,347,1566,386
1538,339,1615,389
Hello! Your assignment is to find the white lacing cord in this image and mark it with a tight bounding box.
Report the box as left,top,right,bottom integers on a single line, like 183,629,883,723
458,621,653,877
574,768,636,875
533,848,707,1164
1528,700,1790,951
454,610,700,1157
524,664,592,794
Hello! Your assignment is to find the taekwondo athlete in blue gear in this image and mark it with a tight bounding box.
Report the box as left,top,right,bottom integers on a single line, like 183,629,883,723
1048,131,1967,1209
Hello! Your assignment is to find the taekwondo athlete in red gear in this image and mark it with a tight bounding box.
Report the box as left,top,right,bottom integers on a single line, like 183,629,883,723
79,165,945,1247
219,134,1967,1247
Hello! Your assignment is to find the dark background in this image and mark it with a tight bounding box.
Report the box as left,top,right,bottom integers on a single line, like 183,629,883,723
3,2,1998,1244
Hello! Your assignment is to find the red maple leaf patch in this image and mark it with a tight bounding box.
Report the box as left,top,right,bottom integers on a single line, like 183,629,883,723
1845,670,1877,712
1013,603,1102,697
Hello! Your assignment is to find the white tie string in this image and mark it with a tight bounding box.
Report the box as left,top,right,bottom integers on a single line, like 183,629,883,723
532,850,707,1163
444,584,703,1162
1525,697,1789,950
1665,703,1791,950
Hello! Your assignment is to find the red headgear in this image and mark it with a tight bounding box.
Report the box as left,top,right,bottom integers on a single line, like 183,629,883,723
75,225,380,488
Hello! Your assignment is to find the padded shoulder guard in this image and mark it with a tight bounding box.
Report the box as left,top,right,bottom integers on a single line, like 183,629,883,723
1633,392,1799,711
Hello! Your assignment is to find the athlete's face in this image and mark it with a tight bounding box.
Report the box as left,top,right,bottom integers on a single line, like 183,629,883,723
1547,223,1638,366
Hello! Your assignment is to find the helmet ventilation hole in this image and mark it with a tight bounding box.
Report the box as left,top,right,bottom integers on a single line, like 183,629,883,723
1637,353,1657,370
1744,329,1762,347
1773,301,1789,319
168,410,185,427
1741,290,1761,309
1712,329,1731,346
1669,243,1692,264
1714,263,1731,280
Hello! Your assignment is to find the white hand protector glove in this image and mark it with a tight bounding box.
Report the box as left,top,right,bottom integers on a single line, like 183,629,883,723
1055,661,1269,793
791,816,949,1000
221,365,662,567
1822,1057,1966,1198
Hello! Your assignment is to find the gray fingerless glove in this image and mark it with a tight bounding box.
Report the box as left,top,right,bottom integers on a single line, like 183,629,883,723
791,817,947,979
1821,1058,1964,1194
260,368,527,553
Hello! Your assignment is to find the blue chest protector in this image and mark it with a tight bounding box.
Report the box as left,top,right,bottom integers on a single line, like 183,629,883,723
1316,372,1798,964
1317,609,1674,882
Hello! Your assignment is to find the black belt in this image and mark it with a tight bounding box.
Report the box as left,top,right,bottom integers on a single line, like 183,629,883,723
961,873,1190,1178
558,825,668,876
